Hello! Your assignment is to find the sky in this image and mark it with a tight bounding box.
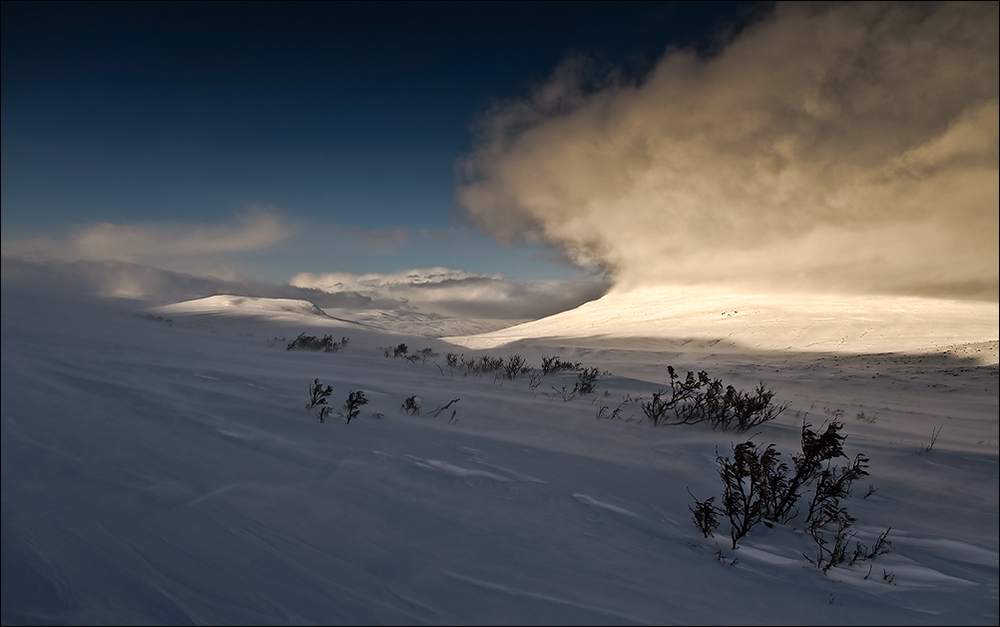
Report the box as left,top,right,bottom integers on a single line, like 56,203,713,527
2,2,997,316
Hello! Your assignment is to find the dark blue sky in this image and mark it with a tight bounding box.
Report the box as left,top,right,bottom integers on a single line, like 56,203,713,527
2,1,760,280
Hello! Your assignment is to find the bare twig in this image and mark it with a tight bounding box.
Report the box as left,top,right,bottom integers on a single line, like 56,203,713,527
430,398,461,418
923,425,943,452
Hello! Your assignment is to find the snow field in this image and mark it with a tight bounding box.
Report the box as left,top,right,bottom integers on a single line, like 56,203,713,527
2,290,997,624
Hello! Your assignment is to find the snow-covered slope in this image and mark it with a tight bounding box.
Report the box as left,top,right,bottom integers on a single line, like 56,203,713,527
154,294,355,326
3,286,997,624
320,307,526,338
153,295,521,338
446,286,1000,356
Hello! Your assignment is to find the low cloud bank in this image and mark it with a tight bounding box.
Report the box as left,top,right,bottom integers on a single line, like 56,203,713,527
2,210,608,319
458,2,998,299
1,257,606,322
0,257,367,308
2,211,290,283
291,268,609,319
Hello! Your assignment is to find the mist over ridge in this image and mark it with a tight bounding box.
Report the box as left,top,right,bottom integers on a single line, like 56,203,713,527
458,2,999,300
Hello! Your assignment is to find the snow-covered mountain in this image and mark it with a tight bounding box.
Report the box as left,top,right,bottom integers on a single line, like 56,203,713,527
154,294,355,326
447,285,1000,356
152,294,524,338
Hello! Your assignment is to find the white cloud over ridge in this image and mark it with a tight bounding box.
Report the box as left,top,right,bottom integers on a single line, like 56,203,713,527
2,212,607,319
291,267,609,319
458,2,999,299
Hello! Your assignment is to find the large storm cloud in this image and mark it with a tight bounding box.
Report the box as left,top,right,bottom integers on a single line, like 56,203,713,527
457,2,998,299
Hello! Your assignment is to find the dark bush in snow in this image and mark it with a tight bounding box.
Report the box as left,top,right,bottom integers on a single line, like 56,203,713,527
541,355,581,374
698,420,886,567
501,354,530,380
401,395,421,415
641,367,788,432
308,378,333,410
342,390,368,424
288,333,349,352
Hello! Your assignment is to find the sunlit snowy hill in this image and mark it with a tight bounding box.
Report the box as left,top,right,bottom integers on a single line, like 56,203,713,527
155,294,356,326
154,294,522,338
446,286,1000,358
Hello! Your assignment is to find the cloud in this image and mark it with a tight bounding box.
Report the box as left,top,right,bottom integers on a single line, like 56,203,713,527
72,213,288,260
457,2,999,299
352,226,411,245
291,267,609,319
0,255,388,309
2,211,291,282
2,215,606,318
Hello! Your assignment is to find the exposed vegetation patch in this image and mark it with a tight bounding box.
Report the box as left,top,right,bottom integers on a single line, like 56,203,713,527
688,420,891,573
288,333,349,352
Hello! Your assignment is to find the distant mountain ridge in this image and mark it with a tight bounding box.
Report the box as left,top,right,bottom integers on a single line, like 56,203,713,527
151,294,521,337
154,294,355,326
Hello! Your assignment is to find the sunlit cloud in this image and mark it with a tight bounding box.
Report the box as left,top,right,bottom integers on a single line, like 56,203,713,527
2,211,291,282
291,267,608,319
458,2,998,299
